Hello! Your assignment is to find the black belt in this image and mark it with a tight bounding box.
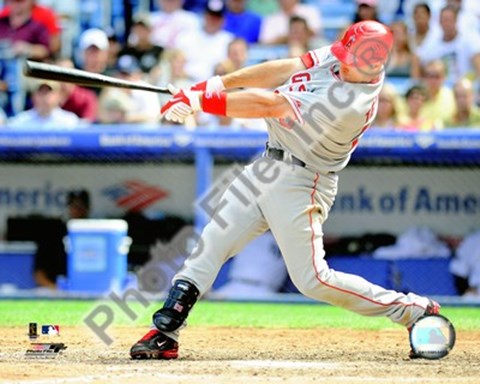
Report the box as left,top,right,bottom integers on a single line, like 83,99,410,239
264,143,306,167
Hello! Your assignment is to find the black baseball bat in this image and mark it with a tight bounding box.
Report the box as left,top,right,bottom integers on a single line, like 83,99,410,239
23,60,171,94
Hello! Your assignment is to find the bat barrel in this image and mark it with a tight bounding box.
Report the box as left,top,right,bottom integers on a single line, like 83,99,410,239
22,60,170,94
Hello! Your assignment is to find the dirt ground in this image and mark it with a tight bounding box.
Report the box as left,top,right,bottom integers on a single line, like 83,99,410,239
1,326,479,384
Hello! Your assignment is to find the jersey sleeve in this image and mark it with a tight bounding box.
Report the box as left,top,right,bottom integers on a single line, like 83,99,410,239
300,46,331,68
275,90,305,124
276,90,332,126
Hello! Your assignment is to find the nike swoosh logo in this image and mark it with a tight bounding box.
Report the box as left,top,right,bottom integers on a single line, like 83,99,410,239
156,340,167,348
171,96,184,103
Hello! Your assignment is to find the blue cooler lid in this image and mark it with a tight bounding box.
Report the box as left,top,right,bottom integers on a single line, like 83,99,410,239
67,219,128,232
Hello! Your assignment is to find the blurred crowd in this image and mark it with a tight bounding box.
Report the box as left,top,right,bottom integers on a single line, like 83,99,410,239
0,0,480,130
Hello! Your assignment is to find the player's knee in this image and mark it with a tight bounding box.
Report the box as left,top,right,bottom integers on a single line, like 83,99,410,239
290,267,333,299
295,280,330,299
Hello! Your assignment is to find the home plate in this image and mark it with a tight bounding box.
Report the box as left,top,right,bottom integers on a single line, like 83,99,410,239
229,360,340,369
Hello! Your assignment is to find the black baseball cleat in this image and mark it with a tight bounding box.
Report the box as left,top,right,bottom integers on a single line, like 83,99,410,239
130,329,178,360
408,300,441,359
153,279,200,332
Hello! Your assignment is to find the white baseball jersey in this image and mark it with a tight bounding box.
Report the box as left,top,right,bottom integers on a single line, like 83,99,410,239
266,46,383,173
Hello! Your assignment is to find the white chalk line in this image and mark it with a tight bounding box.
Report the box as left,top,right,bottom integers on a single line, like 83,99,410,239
3,360,476,384
5,372,472,384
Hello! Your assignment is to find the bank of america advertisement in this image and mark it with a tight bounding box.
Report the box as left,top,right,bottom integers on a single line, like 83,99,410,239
0,165,478,237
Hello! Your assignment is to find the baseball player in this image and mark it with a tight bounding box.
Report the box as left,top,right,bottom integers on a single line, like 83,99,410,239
130,21,441,360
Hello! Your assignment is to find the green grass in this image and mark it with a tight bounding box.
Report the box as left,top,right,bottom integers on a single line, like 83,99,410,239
0,300,479,330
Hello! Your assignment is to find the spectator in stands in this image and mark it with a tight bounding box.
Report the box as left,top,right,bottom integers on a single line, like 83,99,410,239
63,189,90,225
150,0,200,50
0,0,51,60
412,5,480,85
398,84,442,131
97,90,131,124
372,83,400,129
214,37,248,76
55,58,98,123
445,0,480,36
119,13,164,75
224,0,262,44
175,0,234,82
259,0,322,44
98,55,160,125
408,3,431,50
34,189,91,289
210,37,266,130
386,20,414,78
445,78,480,127
418,60,456,125
154,49,197,129
78,28,110,76
285,16,314,57
0,0,61,56
404,0,480,40
35,0,80,57
105,27,122,75
153,49,196,91
353,0,380,23
7,79,79,128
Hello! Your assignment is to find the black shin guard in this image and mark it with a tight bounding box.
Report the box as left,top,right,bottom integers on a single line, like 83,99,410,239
153,279,200,332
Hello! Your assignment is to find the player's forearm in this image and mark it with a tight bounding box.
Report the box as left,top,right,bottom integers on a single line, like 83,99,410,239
223,90,294,119
162,82,296,122
221,58,305,90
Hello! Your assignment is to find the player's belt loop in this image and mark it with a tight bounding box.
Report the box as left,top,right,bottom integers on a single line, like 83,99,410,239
264,143,306,168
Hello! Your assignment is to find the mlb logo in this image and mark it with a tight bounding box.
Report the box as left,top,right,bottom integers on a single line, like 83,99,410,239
41,325,60,335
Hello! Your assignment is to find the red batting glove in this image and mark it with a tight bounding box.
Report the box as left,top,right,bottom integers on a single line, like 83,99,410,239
191,75,225,93
160,84,202,123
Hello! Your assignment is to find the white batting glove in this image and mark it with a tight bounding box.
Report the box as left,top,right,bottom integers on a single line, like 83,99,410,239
160,84,202,123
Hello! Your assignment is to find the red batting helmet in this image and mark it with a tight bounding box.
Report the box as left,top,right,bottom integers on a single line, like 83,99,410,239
331,21,394,68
